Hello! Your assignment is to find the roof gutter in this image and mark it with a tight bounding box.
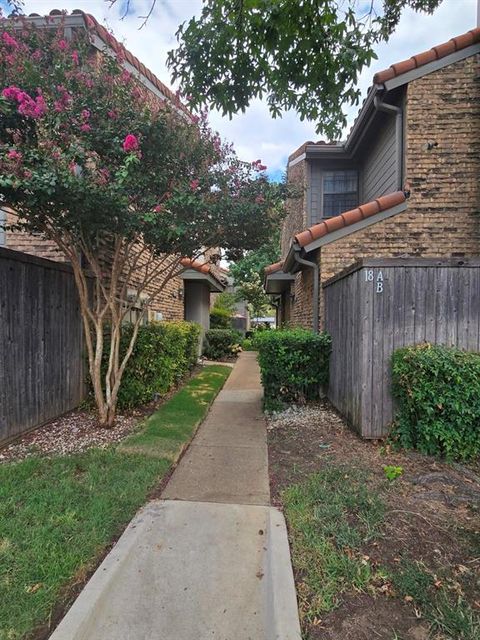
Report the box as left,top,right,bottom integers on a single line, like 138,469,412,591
292,248,319,333
373,95,403,190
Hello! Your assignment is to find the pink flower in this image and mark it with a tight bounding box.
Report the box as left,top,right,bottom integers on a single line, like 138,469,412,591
107,109,118,119
80,123,91,133
7,149,22,162
17,93,47,119
258,164,267,171
71,50,79,66
255,194,265,204
190,179,200,191
122,134,139,153
121,69,131,83
2,86,22,101
32,50,42,62
81,109,91,120
23,169,32,179
153,204,164,213
2,32,18,48
57,39,68,51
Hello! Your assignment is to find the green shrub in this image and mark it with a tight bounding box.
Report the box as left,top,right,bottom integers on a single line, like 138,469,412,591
102,321,201,410
210,292,236,329
255,328,332,410
391,343,480,460
203,328,242,360
210,307,233,329
242,337,253,351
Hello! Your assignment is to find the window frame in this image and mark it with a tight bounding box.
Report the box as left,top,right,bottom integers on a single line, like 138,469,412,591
320,169,359,219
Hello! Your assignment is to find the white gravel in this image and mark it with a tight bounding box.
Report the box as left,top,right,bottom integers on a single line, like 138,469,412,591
0,411,140,463
266,403,346,432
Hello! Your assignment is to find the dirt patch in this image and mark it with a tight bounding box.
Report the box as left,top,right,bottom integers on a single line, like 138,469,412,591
267,402,480,639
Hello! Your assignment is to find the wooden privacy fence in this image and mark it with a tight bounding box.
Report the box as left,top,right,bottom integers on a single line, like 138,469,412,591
0,247,86,445
324,258,480,439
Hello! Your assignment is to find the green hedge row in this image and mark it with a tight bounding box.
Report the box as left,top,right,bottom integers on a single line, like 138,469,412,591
392,344,480,460
103,321,201,410
203,328,242,360
255,328,332,410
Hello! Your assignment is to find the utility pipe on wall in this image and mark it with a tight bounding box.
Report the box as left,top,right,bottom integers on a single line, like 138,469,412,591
293,249,319,333
374,95,403,191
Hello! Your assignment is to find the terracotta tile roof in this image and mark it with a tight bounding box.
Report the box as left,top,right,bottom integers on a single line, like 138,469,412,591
264,261,284,275
180,257,212,275
373,27,480,85
22,10,189,116
294,191,406,248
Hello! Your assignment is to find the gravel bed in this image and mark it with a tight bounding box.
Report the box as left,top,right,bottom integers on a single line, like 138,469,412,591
266,403,345,432
0,411,140,463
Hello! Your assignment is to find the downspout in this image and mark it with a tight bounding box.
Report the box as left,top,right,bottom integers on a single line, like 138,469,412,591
374,95,403,190
293,248,319,333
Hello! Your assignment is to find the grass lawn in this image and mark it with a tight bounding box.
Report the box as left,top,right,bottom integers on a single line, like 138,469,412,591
0,364,230,640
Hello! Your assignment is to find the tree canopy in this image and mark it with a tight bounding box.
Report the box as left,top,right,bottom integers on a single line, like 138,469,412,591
167,0,443,139
2,1,445,138
229,228,280,317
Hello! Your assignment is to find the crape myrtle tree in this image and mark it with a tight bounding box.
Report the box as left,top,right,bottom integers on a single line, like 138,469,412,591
0,17,286,426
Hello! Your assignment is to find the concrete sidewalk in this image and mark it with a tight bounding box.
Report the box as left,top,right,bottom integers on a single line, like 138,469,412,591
51,352,301,640
163,351,270,505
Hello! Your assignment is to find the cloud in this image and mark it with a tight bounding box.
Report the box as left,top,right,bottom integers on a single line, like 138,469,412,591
14,0,480,179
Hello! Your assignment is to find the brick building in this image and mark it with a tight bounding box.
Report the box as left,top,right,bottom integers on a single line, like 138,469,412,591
265,27,480,329
0,10,225,330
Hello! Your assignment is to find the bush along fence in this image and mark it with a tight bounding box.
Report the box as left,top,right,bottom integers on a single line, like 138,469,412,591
391,343,480,461
101,321,201,410
255,328,332,411
203,328,242,360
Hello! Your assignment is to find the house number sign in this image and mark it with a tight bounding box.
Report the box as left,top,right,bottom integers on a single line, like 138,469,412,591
365,269,384,294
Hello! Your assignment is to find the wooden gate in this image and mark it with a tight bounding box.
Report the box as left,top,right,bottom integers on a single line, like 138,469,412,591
0,247,86,444
324,258,480,438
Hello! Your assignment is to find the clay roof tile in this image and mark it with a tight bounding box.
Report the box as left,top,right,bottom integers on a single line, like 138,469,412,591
264,261,284,276
294,191,406,248
373,26,480,85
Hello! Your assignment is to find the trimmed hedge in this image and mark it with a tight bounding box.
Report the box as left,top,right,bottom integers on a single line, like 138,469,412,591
203,328,242,360
102,321,201,410
255,328,332,410
391,343,480,460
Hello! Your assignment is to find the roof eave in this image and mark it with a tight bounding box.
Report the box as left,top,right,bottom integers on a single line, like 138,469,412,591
302,201,408,254
180,269,225,292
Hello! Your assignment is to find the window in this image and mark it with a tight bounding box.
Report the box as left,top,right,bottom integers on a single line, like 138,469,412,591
322,170,358,218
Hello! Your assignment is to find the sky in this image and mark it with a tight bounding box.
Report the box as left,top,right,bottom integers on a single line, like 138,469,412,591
1,0,478,181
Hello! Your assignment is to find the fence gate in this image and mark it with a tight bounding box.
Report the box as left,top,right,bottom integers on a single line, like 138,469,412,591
324,258,480,438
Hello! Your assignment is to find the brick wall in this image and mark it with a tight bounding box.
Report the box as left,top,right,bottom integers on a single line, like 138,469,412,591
281,159,308,259
287,54,480,330
5,210,67,262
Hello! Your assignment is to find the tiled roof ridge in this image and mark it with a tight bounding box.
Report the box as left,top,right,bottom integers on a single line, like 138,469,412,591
19,9,189,116
264,260,284,275
294,191,406,248
373,27,480,85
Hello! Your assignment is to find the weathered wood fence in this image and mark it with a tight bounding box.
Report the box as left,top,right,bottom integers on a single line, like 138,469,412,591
0,247,86,445
324,258,480,438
